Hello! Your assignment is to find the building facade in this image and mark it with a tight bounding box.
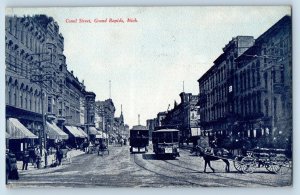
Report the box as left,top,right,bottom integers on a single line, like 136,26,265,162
5,15,96,154
162,92,200,143
233,15,292,149
95,99,116,137
198,15,292,150
146,118,157,140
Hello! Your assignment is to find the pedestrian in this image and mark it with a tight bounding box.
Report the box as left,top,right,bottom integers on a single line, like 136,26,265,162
7,152,19,180
28,145,36,165
56,147,63,166
22,150,30,170
35,147,41,169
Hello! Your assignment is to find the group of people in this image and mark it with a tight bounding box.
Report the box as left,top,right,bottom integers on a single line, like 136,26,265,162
21,145,46,170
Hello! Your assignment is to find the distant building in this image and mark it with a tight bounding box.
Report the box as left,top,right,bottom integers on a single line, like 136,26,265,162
95,99,116,137
156,112,167,127
146,118,157,140
162,92,200,142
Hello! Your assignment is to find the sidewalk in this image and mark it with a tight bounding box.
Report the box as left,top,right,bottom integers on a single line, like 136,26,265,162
17,149,85,171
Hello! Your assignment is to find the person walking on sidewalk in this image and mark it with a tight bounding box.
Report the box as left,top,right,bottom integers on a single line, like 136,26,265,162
22,150,30,170
56,146,63,166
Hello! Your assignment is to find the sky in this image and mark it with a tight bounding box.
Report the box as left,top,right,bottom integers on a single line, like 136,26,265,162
7,6,291,127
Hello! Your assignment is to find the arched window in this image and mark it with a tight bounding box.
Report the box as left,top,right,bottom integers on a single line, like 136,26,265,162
264,99,269,116
20,88,23,108
256,61,261,86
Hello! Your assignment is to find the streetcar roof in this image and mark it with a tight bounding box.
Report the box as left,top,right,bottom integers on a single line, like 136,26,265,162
130,125,148,131
153,129,179,132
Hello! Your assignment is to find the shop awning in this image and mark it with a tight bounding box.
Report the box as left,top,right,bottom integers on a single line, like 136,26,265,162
95,131,103,138
77,127,88,137
88,127,99,135
6,132,10,139
46,122,69,140
6,118,38,139
65,126,87,138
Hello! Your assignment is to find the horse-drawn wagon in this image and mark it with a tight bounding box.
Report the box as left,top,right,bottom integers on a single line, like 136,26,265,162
193,136,291,174
233,148,291,174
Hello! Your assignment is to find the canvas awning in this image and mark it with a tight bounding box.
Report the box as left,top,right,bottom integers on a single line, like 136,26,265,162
65,126,87,138
88,126,99,135
77,127,88,137
6,118,38,139
6,132,10,139
95,131,103,138
46,122,69,140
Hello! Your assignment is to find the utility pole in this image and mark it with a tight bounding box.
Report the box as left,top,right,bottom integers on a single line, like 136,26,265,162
30,52,52,168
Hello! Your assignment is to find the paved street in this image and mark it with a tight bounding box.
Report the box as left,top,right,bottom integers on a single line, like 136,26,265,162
7,145,292,188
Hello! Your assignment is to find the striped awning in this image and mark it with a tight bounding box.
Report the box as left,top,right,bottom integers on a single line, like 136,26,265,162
6,118,38,139
46,122,69,140
6,132,10,139
77,127,88,137
88,126,99,135
65,126,87,138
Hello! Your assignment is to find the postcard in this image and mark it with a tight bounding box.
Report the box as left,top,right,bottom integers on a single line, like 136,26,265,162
5,6,292,188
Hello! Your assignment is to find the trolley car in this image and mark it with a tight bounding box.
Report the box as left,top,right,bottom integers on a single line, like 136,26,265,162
129,125,149,153
152,128,180,159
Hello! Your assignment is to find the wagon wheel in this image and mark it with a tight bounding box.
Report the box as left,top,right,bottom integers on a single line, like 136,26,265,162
233,156,245,173
241,156,256,174
265,163,281,174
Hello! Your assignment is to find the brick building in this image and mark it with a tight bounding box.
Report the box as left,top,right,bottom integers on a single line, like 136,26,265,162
5,15,96,154
198,15,292,150
162,92,200,143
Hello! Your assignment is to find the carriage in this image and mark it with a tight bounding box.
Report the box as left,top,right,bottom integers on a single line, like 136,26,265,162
233,148,290,174
193,136,291,174
152,128,180,159
129,125,149,153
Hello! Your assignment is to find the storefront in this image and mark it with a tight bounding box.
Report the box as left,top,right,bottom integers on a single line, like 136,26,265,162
6,118,38,159
64,126,88,148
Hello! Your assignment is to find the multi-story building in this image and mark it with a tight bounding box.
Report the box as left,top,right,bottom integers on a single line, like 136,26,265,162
233,15,292,149
95,99,116,137
5,15,96,154
156,112,167,127
198,36,255,137
198,15,292,150
162,92,200,143
146,118,157,140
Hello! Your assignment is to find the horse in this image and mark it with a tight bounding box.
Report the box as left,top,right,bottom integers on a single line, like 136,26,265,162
197,146,230,173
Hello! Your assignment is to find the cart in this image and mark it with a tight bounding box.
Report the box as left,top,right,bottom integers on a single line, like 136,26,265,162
233,148,291,174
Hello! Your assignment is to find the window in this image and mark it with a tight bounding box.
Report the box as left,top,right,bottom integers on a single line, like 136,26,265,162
274,97,277,122
280,65,285,83
264,99,269,116
20,90,23,108
48,96,52,113
264,72,268,89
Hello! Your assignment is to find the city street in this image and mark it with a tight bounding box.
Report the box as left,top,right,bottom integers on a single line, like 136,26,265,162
7,145,292,188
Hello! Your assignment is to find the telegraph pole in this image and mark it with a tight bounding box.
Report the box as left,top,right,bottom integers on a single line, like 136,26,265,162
30,52,51,168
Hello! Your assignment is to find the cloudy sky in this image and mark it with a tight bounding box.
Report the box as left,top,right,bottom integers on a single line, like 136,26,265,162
7,6,290,127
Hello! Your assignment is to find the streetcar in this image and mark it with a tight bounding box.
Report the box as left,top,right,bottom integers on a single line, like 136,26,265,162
129,125,149,153
152,128,180,159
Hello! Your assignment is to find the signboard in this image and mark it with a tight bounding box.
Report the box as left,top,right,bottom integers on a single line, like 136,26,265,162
191,127,201,136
